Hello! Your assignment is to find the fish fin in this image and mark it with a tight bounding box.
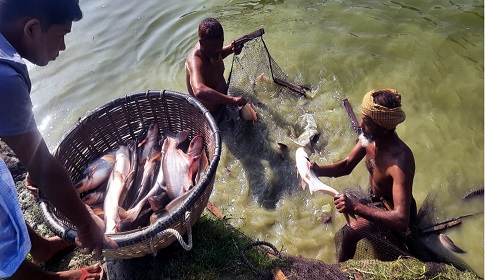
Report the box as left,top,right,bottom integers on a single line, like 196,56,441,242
150,152,162,162
74,179,85,190
138,138,148,148
439,233,466,254
118,207,129,219
174,130,189,144
148,197,162,211
101,154,116,163
301,179,308,190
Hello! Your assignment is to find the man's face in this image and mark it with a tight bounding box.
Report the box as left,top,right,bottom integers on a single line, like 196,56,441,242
359,114,379,147
199,37,223,59
31,22,72,66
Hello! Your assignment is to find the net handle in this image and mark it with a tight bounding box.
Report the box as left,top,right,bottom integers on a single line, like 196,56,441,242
343,98,361,134
233,28,265,48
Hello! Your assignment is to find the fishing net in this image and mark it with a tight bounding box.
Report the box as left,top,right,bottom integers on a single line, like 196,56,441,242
334,187,474,273
227,29,308,98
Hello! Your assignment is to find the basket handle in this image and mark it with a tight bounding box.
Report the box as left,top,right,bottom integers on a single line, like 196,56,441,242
150,211,193,255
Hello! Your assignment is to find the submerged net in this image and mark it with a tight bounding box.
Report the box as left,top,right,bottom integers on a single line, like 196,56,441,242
227,29,308,98
334,187,475,273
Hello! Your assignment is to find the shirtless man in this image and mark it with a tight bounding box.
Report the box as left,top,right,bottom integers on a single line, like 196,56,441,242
0,0,115,279
185,17,247,115
310,88,416,261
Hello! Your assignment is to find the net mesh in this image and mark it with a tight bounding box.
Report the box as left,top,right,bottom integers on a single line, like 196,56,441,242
333,187,474,273
227,31,307,98
224,32,478,276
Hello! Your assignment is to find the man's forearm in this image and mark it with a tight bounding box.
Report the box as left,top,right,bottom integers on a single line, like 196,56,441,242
353,203,408,232
221,44,234,59
37,158,94,228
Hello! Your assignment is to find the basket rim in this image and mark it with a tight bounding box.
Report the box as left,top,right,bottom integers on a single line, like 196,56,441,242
40,89,221,247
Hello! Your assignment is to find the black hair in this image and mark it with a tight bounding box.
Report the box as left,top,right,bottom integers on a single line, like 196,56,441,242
0,0,82,30
372,89,401,109
198,18,223,41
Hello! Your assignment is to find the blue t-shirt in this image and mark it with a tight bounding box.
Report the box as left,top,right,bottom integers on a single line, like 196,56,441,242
0,33,36,136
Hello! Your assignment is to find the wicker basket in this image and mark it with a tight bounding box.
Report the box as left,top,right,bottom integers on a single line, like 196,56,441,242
39,90,221,259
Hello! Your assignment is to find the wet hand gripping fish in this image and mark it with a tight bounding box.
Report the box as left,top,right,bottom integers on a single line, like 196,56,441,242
295,147,354,224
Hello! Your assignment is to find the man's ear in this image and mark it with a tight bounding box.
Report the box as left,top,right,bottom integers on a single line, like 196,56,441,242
23,18,42,40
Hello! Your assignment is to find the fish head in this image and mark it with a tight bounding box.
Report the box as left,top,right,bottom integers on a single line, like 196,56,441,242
187,135,204,158
239,102,257,122
295,147,312,189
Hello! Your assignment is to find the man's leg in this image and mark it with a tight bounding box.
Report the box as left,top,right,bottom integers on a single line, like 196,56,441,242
337,218,372,262
7,261,103,280
27,224,74,265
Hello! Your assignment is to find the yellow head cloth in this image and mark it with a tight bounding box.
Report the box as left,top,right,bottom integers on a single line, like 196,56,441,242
361,88,406,129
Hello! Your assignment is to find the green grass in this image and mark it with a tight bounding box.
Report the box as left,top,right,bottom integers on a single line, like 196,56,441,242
341,257,481,280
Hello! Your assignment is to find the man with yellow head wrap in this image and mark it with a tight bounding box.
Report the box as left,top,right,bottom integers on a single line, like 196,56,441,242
311,88,417,262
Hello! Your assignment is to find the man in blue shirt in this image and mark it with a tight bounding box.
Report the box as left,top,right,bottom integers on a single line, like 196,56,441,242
0,1,115,279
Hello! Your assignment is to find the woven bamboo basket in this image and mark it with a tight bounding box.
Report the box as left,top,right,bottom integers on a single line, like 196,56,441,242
39,90,221,259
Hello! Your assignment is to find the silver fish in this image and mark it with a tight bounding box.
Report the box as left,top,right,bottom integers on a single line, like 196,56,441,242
186,135,204,184
128,145,161,208
162,130,198,200
104,145,132,234
81,179,108,205
122,149,163,223
295,147,353,223
149,188,193,224
439,233,466,254
138,122,159,164
75,152,115,194
291,113,320,148
194,147,209,185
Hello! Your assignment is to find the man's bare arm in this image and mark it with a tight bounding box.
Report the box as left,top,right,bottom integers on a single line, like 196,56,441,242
2,130,112,257
312,141,366,177
186,57,246,106
336,162,413,232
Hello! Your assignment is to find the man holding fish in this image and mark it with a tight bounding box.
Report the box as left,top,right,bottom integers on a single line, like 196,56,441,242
0,0,115,279
185,18,248,120
310,89,417,262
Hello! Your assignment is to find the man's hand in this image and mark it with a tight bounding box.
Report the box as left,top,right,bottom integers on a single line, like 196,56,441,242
75,215,118,259
24,172,39,199
334,193,357,215
233,96,247,107
231,40,244,55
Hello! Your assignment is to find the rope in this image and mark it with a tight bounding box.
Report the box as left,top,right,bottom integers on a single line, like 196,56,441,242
240,241,282,276
150,211,193,256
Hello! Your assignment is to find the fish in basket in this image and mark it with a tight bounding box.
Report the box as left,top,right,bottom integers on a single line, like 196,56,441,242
39,90,221,259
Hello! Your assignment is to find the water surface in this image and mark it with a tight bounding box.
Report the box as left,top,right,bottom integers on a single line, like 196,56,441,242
28,0,483,276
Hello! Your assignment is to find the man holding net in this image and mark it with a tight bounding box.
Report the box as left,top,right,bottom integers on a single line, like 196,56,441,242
310,89,417,262
185,17,247,119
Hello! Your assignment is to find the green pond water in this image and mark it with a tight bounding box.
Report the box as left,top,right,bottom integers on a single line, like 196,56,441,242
28,0,483,276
